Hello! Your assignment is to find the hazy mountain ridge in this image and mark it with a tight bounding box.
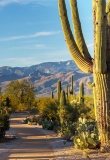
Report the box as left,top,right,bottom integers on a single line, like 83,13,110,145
0,60,93,96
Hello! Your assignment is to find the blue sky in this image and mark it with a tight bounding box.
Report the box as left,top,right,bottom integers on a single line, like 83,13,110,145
0,0,93,67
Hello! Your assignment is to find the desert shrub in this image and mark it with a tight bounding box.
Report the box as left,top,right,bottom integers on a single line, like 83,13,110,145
59,122,73,141
58,95,95,142
0,114,10,140
42,118,54,130
58,102,80,140
37,97,59,124
58,102,79,124
23,117,31,124
83,96,95,120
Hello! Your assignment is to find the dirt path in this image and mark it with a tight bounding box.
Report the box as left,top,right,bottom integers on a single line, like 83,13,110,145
0,113,55,160
0,113,110,160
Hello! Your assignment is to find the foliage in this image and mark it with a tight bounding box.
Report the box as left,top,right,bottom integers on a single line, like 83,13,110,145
59,102,79,125
0,114,10,140
81,96,95,120
4,79,36,111
58,101,80,139
58,94,95,142
37,97,59,121
74,117,100,149
42,119,54,130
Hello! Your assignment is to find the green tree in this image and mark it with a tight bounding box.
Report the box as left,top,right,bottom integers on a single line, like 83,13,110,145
37,97,58,121
4,80,35,111
58,0,110,150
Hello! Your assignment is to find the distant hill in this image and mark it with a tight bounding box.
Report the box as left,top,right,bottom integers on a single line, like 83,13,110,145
0,60,93,97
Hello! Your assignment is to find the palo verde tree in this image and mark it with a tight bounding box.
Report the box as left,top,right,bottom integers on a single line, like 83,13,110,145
58,0,110,150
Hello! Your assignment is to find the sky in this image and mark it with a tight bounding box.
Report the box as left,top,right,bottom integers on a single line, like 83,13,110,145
0,0,93,67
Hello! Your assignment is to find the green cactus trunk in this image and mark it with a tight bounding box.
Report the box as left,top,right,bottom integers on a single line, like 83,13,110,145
50,91,54,99
79,82,84,105
59,90,66,125
94,72,110,145
70,75,73,95
60,90,66,106
66,85,68,99
57,80,61,102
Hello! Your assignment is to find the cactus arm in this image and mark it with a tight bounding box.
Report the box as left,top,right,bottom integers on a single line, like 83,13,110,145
58,0,93,74
70,0,92,62
95,0,107,73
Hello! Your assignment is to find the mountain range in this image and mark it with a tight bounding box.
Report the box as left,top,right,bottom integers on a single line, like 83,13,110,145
0,60,93,97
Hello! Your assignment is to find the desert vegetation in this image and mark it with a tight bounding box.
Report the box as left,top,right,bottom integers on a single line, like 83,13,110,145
22,76,100,151
0,73,101,151
0,0,110,156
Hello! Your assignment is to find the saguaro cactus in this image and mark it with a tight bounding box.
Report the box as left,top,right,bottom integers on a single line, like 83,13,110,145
57,80,61,102
60,90,66,106
50,91,54,99
66,85,69,99
59,90,66,125
58,0,110,149
79,82,84,105
69,75,74,95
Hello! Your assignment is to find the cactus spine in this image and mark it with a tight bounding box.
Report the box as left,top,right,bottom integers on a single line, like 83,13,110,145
57,80,61,102
79,82,84,104
58,0,110,148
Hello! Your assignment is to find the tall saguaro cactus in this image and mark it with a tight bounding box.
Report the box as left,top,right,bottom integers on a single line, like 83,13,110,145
60,90,66,106
79,82,84,105
57,80,62,102
66,85,69,99
58,0,110,149
70,75,74,95
50,91,54,99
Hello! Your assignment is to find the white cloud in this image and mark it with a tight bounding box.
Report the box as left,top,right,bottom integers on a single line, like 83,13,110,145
0,31,60,42
0,0,54,7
